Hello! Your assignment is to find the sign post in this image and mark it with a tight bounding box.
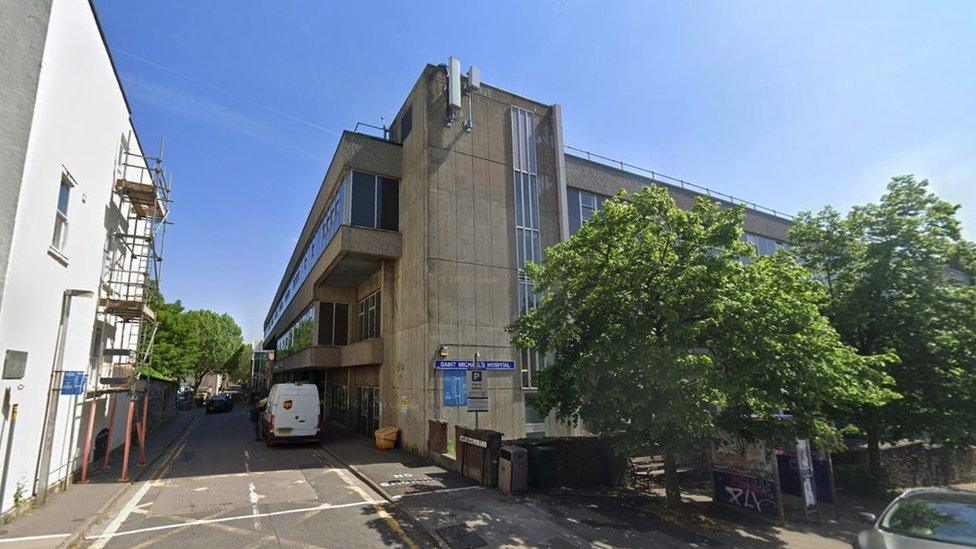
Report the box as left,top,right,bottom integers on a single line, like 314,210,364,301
796,439,819,521
467,353,488,428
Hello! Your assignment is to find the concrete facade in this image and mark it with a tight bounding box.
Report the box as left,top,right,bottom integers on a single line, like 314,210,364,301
0,0,160,515
265,62,793,455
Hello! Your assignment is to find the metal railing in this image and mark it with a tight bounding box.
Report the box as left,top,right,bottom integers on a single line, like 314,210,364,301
565,145,794,220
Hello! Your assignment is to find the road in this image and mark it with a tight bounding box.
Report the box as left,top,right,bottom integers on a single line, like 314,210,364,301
80,407,428,548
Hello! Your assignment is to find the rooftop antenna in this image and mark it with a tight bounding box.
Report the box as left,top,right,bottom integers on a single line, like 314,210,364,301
446,56,462,126
463,65,480,133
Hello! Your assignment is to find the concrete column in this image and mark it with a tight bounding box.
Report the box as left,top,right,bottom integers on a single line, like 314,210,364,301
551,104,570,243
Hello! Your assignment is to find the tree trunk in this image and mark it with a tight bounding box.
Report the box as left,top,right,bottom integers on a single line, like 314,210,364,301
663,449,681,508
866,426,882,487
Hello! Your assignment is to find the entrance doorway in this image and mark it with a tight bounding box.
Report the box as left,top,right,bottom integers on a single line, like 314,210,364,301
357,386,379,436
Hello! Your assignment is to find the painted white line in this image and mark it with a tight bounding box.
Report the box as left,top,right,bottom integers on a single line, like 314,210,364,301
0,533,70,544
89,480,154,549
394,485,483,499
248,482,261,529
244,450,250,460
84,499,383,541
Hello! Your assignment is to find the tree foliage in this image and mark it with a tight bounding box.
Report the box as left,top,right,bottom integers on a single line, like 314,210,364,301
790,176,976,476
145,285,244,391
183,309,244,393
507,185,892,505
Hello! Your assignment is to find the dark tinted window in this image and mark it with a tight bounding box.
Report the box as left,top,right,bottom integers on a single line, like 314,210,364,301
351,171,376,227
567,188,581,235
334,303,349,345
379,178,399,231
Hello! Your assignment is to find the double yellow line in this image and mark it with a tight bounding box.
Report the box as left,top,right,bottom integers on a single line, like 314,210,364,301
308,448,420,549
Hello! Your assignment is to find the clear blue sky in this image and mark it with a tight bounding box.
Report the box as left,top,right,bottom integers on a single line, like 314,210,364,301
94,0,975,342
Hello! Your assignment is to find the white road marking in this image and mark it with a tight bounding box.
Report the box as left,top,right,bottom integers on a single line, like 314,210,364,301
393,484,483,499
0,533,70,544
248,482,261,529
84,499,384,541
89,479,154,549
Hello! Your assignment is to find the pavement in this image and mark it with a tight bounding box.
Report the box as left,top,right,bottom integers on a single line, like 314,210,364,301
320,427,719,548
0,406,197,548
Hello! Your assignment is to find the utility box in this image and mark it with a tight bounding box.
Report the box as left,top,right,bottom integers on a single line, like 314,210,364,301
498,445,527,495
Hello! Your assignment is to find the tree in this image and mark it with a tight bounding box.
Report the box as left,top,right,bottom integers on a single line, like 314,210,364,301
790,176,976,481
184,310,243,393
144,285,199,381
708,254,896,447
508,186,892,506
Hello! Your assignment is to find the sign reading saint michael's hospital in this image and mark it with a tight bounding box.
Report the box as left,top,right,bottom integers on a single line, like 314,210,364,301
434,360,515,370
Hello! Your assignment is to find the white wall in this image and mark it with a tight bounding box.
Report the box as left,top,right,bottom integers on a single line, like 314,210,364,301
0,0,146,513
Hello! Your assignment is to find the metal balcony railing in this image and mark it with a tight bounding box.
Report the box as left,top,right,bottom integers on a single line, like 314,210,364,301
565,145,795,221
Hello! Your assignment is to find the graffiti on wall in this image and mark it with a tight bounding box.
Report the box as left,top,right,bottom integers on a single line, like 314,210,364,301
713,471,780,515
712,430,775,477
712,430,780,516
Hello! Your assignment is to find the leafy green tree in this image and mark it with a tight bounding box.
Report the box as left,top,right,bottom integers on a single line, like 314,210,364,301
790,176,976,480
143,284,198,381
508,186,892,506
184,310,244,393
708,254,896,447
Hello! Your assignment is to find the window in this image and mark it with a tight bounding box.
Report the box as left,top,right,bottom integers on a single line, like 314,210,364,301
51,173,73,252
742,232,787,263
351,172,398,231
358,291,381,340
512,106,545,389
567,188,607,236
318,302,349,346
276,307,315,359
332,384,348,425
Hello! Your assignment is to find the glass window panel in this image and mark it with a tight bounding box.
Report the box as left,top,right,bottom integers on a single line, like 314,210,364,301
57,181,70,215
379,178,399,231
567,188,581,235
351,172,376,227
334,303,348,345
319,302,335,345
514,172,523,226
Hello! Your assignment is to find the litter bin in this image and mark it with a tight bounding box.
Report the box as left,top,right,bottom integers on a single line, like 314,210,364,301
374,426,399,450
529,445,558,489
498,445,527,494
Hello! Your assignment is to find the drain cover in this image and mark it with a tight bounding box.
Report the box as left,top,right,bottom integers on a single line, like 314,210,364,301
436,524,488,549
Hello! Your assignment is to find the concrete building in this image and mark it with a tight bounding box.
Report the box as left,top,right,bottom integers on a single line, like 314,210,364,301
263,60,792,454
0,0,169,515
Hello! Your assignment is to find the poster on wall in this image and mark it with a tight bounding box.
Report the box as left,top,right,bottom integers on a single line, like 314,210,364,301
711,430,783,519
443,369,467,406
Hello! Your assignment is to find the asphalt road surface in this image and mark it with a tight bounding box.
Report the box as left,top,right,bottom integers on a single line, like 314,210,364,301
80,407,428,548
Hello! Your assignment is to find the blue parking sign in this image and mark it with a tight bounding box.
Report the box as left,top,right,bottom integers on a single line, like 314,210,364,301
443,370,467,406
60,371,87,396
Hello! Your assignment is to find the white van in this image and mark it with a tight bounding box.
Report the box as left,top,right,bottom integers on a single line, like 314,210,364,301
260,383,320,446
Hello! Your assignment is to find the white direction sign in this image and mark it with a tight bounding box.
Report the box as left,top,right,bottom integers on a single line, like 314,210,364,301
467,369,488,412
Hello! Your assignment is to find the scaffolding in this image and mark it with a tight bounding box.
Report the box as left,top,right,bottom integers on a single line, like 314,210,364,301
92,132,171,394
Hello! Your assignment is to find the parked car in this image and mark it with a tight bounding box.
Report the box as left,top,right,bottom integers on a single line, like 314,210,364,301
260,383,320,446
855,487,976,548
206,394,233,414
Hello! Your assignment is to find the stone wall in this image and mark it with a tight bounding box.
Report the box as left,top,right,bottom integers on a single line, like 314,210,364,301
146,378,178,434
835,441,976,488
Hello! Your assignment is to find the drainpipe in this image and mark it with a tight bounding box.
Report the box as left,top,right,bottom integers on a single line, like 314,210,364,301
35,289,93,506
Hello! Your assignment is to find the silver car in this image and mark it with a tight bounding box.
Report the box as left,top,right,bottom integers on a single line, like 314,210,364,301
856,487,976,548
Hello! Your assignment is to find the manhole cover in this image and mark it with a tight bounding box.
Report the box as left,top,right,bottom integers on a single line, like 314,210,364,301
436,524,488,549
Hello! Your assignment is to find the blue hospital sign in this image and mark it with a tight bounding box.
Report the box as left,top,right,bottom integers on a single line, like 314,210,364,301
60,371,87,396
434,360,515,370
443,369,467,406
